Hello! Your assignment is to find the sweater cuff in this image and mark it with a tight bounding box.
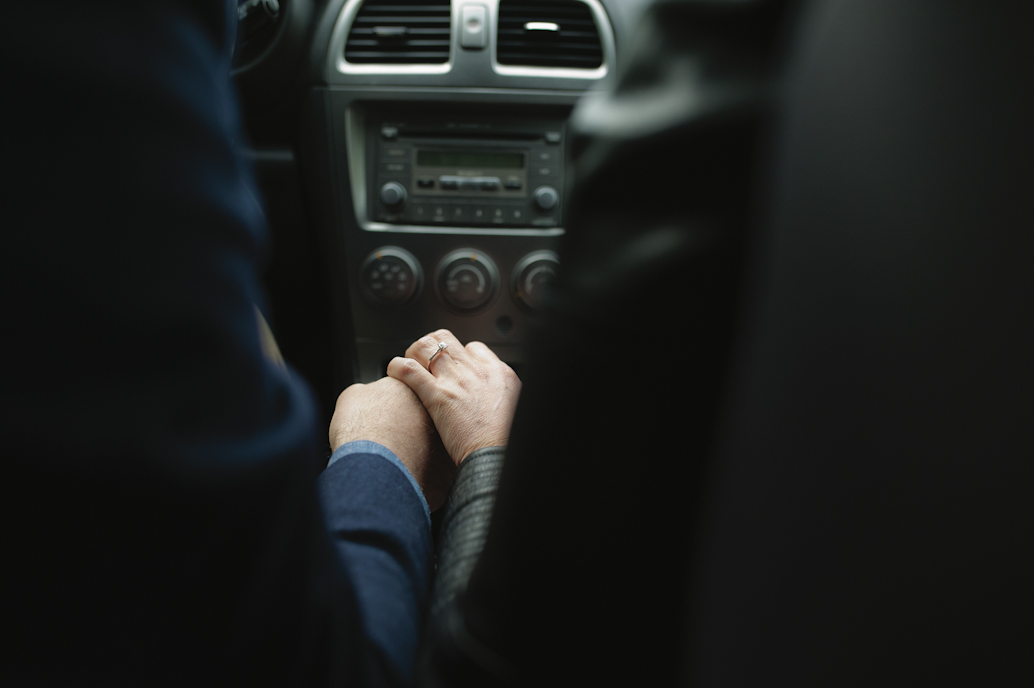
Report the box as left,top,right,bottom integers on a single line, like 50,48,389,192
328,440,431,527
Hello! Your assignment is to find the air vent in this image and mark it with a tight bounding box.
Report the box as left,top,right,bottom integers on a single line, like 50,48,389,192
497,1,603,69
345,0,451,64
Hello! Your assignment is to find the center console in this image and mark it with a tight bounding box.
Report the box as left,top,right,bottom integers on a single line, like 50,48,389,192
335,101,571,381
304,0,626,383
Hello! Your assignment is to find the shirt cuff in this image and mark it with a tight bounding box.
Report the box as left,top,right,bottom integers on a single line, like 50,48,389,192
328,440,431,526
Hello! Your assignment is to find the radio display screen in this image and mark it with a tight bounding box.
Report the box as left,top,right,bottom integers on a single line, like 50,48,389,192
417,151,524,169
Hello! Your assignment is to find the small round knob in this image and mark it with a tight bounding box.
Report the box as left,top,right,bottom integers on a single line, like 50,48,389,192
436,249,500,313
512,251,559,312
380,182,407,208
532,186,559,212
359,247,422,308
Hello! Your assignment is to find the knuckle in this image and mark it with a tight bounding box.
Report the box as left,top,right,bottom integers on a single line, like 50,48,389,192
499,361,520,383
433,328,455,341
337,382,363,401
400,358,422,375
388,357,415,378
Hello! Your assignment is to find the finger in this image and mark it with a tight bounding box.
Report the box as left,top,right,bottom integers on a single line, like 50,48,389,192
465,340,501,363
367,375,419,402
386,356,439,407
404,334,455,374
403,334,437,364
404,329,466,371
429,328,467,362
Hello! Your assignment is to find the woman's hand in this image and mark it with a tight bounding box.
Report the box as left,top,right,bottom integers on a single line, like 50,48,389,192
387,329,522,465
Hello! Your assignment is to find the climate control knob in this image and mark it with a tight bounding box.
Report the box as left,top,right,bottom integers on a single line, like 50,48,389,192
532,185,559,212
379,181,407,208
436,249,500,313
359,247,422,308
512,250,559,312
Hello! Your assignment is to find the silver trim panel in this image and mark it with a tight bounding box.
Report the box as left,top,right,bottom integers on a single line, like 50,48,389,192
326,0,617,89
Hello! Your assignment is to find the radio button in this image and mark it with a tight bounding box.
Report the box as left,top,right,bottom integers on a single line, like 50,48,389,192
432,205,448,221
504,179,522,191
379,182,407,208
479,179,500,191
380,126,399,141
471,206,488,223
380,162,408,173
417,177,435,189
545,131,562,144
439,177,459,190
410,204,430,222
490,207,506,224
533,186,559,212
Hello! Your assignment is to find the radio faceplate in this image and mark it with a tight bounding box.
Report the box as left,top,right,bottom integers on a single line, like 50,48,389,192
367,115,566,229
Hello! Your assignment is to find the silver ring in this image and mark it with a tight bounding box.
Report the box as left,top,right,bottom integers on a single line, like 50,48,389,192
428,341,448,364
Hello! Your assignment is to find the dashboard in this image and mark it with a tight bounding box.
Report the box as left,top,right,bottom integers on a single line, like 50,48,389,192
233,0,651,400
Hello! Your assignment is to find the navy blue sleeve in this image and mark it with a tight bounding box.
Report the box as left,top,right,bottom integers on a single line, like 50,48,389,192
320,445,434,683
0,2,430,686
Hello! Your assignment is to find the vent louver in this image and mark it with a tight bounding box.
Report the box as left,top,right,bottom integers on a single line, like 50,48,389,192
345,0,451,64
497,1,603,69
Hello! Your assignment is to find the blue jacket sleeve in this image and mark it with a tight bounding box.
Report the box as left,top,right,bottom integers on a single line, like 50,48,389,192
320,442,433,683
0,2,430,686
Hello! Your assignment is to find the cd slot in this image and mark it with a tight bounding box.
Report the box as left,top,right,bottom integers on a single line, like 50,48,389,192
396,128,544,141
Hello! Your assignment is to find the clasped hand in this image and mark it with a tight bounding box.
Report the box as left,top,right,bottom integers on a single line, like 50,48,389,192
328,329,521,510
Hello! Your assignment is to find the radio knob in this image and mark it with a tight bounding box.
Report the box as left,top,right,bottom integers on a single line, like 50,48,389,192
379,182,407,208
532,185,559,212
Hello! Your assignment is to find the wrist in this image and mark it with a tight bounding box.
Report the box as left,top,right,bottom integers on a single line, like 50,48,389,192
459,445,507,465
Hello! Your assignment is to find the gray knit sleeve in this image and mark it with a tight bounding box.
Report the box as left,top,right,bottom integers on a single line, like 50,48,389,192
430,446,506,619
420,446,513,687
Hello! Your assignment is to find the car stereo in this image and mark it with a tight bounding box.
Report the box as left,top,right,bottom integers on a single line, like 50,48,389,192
366,115,566,229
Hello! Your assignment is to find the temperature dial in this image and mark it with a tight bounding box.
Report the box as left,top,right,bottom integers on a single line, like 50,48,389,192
359,247,422,308
436,249,500,313
512,250,559,312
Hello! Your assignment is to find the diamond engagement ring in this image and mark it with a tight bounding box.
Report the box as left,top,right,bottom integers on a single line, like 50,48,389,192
428,341,448,364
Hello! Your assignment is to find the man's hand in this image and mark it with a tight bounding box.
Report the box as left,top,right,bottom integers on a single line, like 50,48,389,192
387,329,522,465
329,376,455,511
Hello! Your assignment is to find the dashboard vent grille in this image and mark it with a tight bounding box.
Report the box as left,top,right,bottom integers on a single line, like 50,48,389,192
497,1,603,69
345,0,451,64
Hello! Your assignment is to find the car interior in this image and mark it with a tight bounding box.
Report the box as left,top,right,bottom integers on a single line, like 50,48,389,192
235,0,649,424
232,1,1029,683
3,1,1028,684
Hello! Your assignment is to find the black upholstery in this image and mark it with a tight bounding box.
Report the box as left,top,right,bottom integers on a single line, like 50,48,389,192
423,0,1032,685
690,1,1032,684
